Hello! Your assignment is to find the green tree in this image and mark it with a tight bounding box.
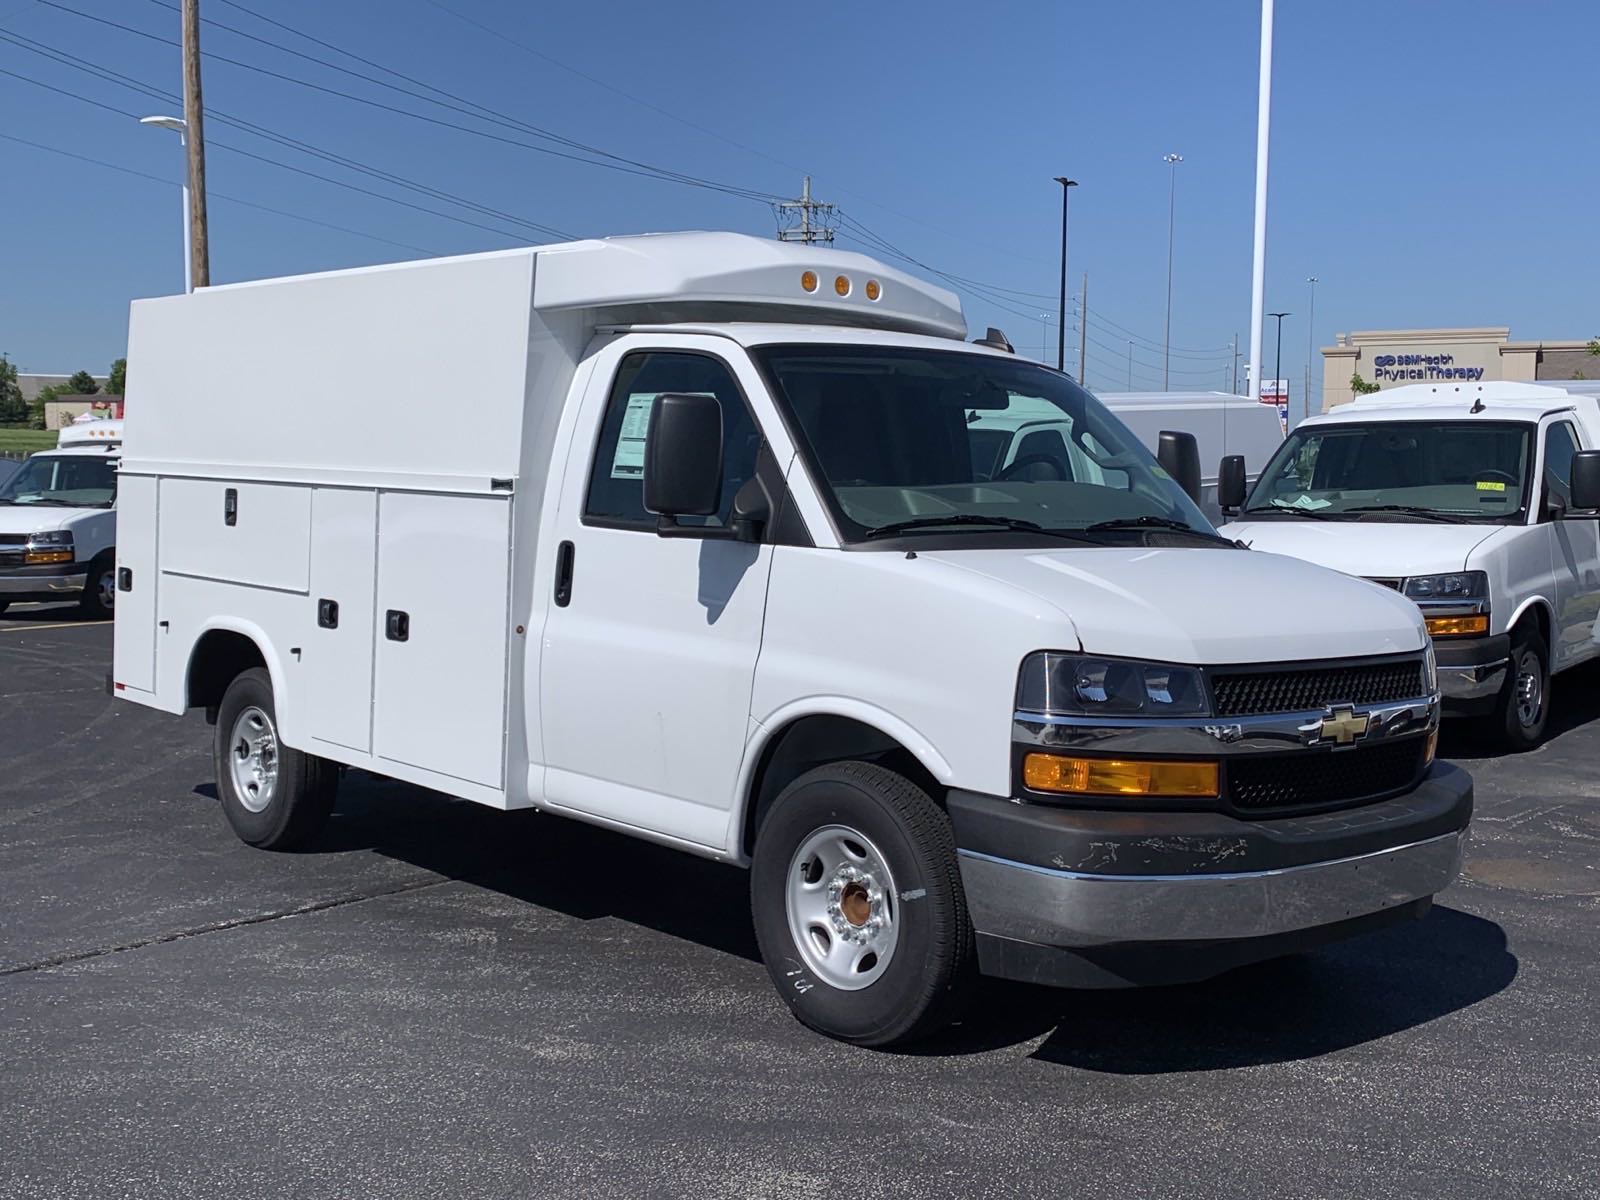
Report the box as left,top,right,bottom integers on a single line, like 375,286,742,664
0,356,26,425
106,357,126,396
1350,372,1381,396
66,369,99,395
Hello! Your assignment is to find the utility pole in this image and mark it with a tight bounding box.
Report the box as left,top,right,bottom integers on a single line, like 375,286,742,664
1077,272,1088,383
1305,275,1319,419
1127,340,1133,389
1053,177,1077,371
182,0,210,288
776,176,835,245
1247,0,1275,401
1162,152,1182,388
1231,333,1240,394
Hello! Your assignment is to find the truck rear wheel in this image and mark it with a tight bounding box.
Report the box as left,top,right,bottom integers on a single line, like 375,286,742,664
750,761,975,1047
1493,623,1549,751
214,667,336,850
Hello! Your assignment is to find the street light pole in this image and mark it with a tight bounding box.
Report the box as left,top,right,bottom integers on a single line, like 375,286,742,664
1162,153,1182,388
1269,311,1290,413
1305,275,1319,420
140,115,191,293
1053,177,1077,372
1248,0,1276,401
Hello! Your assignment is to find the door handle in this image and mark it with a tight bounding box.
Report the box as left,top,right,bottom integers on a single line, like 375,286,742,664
224,487,238,527
317,598,340,629
117,567,133,592
385,609,409,641
554,540,575,608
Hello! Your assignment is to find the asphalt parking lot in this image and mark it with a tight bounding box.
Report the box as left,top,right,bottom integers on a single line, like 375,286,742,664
2,606,1598,1200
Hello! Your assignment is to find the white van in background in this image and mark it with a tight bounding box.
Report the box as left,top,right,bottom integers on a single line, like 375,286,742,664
0,420,122,617
1221,382,1600,749
114,234,1468,1046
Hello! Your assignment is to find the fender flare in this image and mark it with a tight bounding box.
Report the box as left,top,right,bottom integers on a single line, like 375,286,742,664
1504,595,1554,642
183,617,297,741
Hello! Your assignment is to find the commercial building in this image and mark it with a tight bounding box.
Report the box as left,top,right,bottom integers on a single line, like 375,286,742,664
1320,328,1596,411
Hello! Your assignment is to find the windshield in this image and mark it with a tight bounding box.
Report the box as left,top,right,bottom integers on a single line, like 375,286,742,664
1244,421,1531,524
0,453,118,508
753,345,1215,544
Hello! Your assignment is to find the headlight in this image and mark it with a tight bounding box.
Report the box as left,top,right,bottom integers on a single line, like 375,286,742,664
1404,571,1487,600
1017,652,1208,717
26,530,73,548
1424,642,1438,693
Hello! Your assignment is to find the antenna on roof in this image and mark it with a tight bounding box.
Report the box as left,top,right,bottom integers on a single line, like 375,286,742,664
974,327,1014,353
1469,396,1486,413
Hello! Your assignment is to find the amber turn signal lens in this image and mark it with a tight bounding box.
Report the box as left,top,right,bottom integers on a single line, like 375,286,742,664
1023,753,1219,798
1425,727,1440,766
23,549,74,565
864,279,881,301
800,270,818,293
1425,614,1489,637
834,274,851,296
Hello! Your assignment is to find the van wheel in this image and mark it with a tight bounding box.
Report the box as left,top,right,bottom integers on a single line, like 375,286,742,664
79,555,115,618
214,667,336,850
750,761,975,1048
1494,624,1549,751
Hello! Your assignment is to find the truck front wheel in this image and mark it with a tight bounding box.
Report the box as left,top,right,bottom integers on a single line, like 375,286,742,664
1494,623,1549,751
79,554,116,619
214,667,336,850
750,761,975,1047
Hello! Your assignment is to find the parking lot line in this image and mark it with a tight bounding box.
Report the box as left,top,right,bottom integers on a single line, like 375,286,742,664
0,620,112,633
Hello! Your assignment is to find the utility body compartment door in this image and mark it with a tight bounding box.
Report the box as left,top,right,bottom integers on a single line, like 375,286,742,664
112,473,159,692
373,491,511,789
304,488,378,753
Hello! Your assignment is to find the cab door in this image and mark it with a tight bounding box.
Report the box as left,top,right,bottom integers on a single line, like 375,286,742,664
1542,419,1600,667
537,337,780,850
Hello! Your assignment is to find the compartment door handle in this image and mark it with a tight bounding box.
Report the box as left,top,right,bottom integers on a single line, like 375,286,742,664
385,609,409,641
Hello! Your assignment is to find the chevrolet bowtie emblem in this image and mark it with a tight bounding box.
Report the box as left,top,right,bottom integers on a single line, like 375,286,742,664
1319,706,1370,746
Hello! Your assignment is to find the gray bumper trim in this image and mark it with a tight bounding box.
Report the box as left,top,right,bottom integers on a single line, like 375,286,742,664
1439,660,1507,702
958,829,1467,945
0,571,87,595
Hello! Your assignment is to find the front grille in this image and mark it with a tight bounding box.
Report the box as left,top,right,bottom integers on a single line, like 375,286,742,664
0,534,26,546
0,548,22,567
1210,658,1426,717
1227,738,1426,814
1365,576,1403,591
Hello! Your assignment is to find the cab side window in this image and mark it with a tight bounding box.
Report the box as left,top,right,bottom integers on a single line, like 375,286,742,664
1543,421,1580,512
584,351,761,529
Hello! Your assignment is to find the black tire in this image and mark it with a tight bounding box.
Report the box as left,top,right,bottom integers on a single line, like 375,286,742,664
750,761,976,1048
214,667,336,850
1493,623,1549,751
78,554,115,618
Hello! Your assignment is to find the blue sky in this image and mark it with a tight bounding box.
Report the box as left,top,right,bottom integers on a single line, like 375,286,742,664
1,0,1593,406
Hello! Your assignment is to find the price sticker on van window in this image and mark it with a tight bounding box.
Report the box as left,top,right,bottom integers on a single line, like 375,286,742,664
610,393,658,479
1476,480,1507,493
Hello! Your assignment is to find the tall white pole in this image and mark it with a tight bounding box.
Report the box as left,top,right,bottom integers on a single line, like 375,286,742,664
1247,0,1274,402
180,129,193,295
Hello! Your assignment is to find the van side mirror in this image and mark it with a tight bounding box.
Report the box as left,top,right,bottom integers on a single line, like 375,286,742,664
1156,430,1202,504
1568,449,1600,512
643,393,723,526
1218,455,1248,516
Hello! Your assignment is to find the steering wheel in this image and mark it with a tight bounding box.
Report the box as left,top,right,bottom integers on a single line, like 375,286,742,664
996,454,1067,482
1476,469,1518,486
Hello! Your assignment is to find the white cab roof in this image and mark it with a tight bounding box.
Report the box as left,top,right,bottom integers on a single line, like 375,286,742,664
1316,381,1586,425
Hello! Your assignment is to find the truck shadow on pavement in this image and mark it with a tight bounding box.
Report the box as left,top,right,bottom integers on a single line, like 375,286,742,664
256,770,1518,1070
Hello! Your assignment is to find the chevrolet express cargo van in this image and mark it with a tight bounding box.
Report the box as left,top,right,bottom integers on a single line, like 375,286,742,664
1221,382,1600,750
0,420,122,617
114,234,1471,1045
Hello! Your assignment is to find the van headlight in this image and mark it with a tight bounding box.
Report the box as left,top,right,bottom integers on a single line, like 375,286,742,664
24,529,74,565
1404,571,1487,600
1016,651,1208,717
27,530,73,547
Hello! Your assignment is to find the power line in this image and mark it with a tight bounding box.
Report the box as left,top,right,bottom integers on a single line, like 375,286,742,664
0,130,438,253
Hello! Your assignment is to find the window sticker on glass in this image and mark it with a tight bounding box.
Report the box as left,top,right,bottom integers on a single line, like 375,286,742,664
610,393,659,479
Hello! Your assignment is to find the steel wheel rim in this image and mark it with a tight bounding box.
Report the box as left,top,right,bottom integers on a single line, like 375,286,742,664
1514,652,1543,728
785,824,899,991
97,569,115,611
229,705,279,813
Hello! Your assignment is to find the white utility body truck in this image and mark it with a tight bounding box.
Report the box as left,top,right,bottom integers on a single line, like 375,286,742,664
115,234,1471,1046
0,419,122,617
1221,382,1600,750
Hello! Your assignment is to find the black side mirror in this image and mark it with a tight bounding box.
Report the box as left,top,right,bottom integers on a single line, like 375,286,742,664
643,393,723,526
1218,455,1248,516
1156,430,1202,504
1569,449,1600,512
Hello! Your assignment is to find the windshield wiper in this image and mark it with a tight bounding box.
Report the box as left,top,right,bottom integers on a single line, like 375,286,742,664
1341,504,1463,523
862,514,1097,544
8,497,76,507
1084,514,1239,546
1241,503,1340,521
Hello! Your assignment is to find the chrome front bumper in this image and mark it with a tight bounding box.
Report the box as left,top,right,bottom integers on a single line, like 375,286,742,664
958,829,1465,945
1439,659,1508,702
0,570,87,595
